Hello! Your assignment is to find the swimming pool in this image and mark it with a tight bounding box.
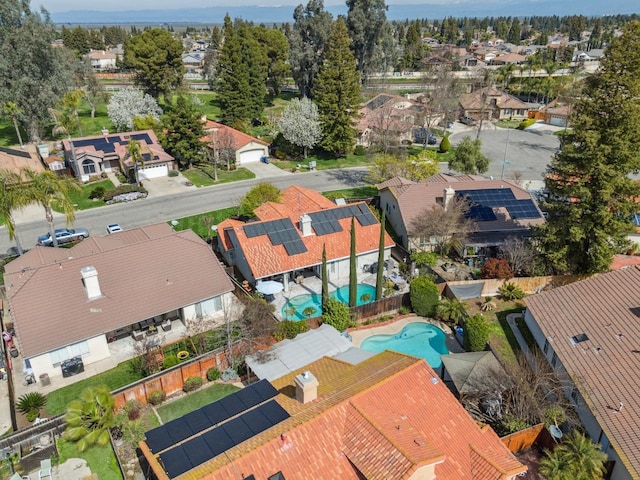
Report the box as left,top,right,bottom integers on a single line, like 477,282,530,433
281,283,376,321
360,322,449,368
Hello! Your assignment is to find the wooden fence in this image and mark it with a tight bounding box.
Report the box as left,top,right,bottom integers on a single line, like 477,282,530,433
446,274,586,297
350,293,410,321
501,423,556,453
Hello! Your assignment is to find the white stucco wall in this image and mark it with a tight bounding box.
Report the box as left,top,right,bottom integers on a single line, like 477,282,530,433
28,334,110,379
379,190,409,248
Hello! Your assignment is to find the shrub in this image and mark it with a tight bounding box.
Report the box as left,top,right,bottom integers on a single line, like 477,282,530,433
183,376,203,392
88,186,105,199
168,169,179,177
206,368,221,381
103,185,148,202
16,392,47,420
147,390,166,406
360,293,372,302
439,135,451,153
399,305,411,315
499,282,525,300
124,399,143,421
463,313,490,352
410,251,438,267
409,276,440,317
517,118,536,130
163,354,178,369
354,145,366,155
322,297,351,332
274,320,309,341
481,258,513,279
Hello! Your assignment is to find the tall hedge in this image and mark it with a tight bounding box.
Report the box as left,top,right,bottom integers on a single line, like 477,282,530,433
409,276,440,317
463,313,490,352
322,297,351,332
439,135,450,153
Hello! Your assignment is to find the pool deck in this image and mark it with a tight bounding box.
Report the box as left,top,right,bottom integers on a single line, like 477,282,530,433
349,315,465,354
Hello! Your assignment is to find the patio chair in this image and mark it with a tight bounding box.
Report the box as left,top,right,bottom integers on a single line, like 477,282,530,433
10,473,30,480
39,458,52,480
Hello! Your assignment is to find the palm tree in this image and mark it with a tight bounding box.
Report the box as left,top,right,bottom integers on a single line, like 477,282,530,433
435,297,467,324
64,385,116,452
127,139,143,186
0,169,30,254
540,431,608,480
22,169,81,248
2,101,24,147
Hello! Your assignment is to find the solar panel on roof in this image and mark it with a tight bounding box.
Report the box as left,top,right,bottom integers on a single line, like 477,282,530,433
183,409,210,434
244,223,266,238
235,383,264,408
250,379,279,401
145,425,173,453
202,401,229,425
242,408,272,435
184,437,214,468
260,400,290,424
283,240,307,255
160,446,190,478
223,417,253,445
218,394,245,418
167,418,194,444
0,146,31,159
131,132,152,144
203,427,235,456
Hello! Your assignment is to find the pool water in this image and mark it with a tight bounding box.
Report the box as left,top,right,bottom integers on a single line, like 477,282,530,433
282,283,376,321
360,322,449,368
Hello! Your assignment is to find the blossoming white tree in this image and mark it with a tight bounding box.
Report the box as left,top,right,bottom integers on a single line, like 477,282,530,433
107,88,162,131
279,97,322,158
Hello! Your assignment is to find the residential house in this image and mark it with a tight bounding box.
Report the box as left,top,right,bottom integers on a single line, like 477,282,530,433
356,93,431,147
62,130,176,182
3,223,234,380
491,52,526,65
537,99,571,127
202,120,269,165
86,50,117,70
217,185,394,289
140,350,527,479
524,267,640,480
459,87,529,121
182,52,204,74
0,145,46,176
377,174,545,259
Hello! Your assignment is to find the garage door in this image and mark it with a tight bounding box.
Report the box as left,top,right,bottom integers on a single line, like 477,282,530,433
239,149,265,164
550,116,567,127
139,164,168,180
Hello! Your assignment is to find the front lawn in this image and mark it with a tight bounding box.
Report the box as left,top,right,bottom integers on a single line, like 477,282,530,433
157,383,240,423
57,439,122,480
170,206,239,238
272,154,371,172
323,186,378,200
52,179,115,212
46,360,142,415
181,165,255,187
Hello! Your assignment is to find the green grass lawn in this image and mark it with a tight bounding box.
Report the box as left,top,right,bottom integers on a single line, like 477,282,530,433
323,186,378,200
181,165,255,187
157,383,240,423
272,154,371,172
57,438,122,480
46,360,142,416
171,206,239,238
52,179,115,212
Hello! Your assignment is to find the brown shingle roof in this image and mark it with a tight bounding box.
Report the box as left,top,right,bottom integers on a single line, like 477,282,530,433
525,267,640,478
146,351,525,479
5,224,233,358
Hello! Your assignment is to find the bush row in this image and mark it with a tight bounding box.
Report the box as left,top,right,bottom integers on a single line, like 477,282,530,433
103,184,148,202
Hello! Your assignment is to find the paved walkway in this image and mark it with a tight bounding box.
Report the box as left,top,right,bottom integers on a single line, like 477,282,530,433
243,160,292,179
506,312,535,364
23,457,92,480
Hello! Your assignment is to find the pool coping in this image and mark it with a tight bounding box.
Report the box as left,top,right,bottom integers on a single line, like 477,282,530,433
348,315,453,348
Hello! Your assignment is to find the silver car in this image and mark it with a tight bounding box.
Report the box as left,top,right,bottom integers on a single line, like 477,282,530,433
37,228,90,246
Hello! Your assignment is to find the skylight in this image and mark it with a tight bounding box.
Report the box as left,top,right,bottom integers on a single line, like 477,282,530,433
571,333,589,344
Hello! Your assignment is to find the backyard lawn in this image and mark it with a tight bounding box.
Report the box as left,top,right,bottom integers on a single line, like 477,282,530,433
57,439,122,480
52,179,115,212
46,360,142,416
157,383,240,423
181,164,254,187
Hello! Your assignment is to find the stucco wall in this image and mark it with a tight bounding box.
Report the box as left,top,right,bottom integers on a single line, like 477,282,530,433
28,334,111,379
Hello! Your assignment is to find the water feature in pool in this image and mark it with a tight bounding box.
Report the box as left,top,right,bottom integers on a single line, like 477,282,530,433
360,322,449,368
281,283,376,321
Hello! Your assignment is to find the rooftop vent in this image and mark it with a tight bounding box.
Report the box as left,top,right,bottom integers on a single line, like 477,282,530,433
571,333,589,345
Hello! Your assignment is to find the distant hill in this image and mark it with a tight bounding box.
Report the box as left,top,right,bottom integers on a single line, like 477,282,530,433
50,1,639,25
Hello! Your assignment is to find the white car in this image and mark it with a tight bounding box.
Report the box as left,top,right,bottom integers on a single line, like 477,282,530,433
106,223,123,234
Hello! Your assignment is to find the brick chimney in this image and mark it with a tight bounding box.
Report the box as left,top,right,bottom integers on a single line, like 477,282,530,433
295,371,318,404
81,266,102,300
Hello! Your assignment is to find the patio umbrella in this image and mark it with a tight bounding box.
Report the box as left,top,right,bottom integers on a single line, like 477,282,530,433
256,280,284,295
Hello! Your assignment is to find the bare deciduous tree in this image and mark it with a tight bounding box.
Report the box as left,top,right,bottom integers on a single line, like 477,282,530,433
500,236,537,276
410,196,476,255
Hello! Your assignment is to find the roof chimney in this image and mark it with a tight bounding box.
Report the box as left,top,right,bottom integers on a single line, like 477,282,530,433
294,371,318,404
299,214,312,237
444,186,456,210
81,266,102,300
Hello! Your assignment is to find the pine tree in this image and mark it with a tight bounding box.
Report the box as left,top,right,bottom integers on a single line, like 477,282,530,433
536,21,640,274
159,95,205,169
313,18,362,157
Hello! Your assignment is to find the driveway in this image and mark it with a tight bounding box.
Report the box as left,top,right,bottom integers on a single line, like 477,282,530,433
448,124,561,181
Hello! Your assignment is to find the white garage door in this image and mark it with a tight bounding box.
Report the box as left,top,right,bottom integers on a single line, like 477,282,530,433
239,149,265,164
139,164,169,180
550,116,567,127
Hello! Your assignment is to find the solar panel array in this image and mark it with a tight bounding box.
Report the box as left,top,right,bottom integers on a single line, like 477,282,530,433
145,379,279,453
0,146,31,159
130,132,153,144
308,204,378,236
145,379,290,479
71,133,152,155
244,218,308,256
456,188,542,221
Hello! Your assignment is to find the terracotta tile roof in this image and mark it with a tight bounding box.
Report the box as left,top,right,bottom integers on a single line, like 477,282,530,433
378,175,545,237
610,254,640,271
151,351,525,479
0,144,46,176
201,120,268,149
218,186,394,279
525,267,640,478
5,225,233,358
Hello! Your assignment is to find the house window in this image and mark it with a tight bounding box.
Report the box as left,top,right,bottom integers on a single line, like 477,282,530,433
49,340,89,366
504,108,511,115
195,296,223,317
418,236,430,247
551,352,558,368
570,388,579,405
82,160,96,174
543,339,550,354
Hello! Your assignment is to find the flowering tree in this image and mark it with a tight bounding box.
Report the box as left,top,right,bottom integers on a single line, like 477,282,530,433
279,97,322,158
107,88,162,131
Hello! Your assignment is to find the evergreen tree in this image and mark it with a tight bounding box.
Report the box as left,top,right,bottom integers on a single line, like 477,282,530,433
346,0,387,80
376,210,385,301
159,95,205,169
449,136,490,174
313,18,361,157
349,216,357,308
536,21,640,274
322,244,329,310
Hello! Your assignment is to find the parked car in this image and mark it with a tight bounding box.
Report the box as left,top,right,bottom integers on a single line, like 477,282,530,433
37,228,89,246
459,115,477,126
106,223,123,234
